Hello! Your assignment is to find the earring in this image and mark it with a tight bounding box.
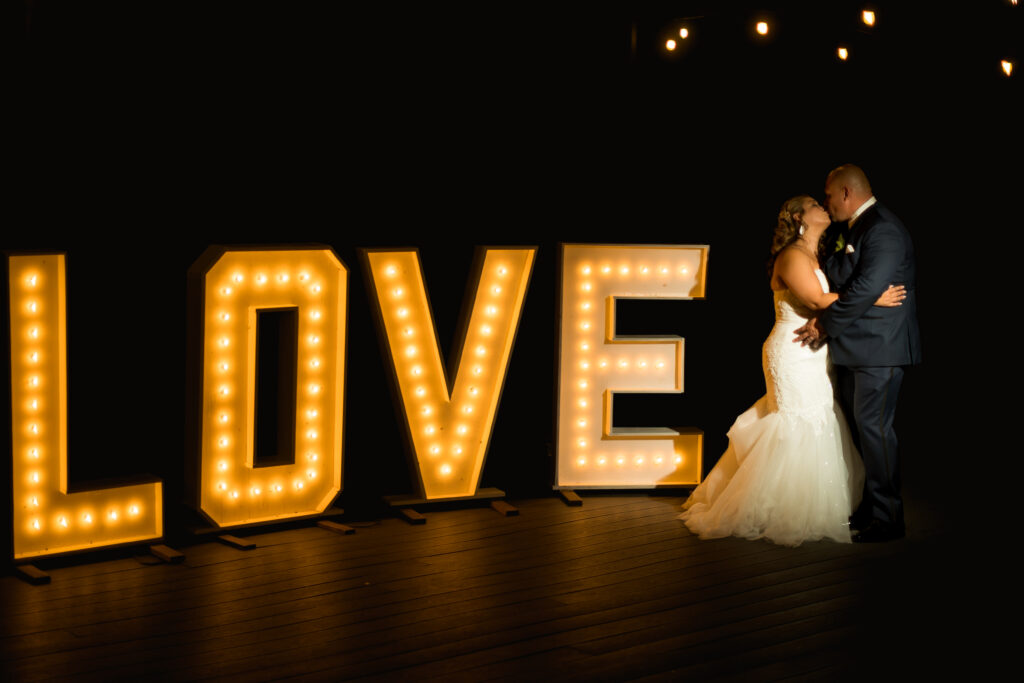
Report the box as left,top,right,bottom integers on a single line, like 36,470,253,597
799,223,806,236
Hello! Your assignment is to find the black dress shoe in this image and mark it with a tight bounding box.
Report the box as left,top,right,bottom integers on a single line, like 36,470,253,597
852,519,905,543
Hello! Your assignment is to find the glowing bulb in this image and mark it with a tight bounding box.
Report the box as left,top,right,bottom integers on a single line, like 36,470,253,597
679,28,689,39
307,470,317,480
422,406,432,416
397,308,409,318
219,362,229,372
582,282,592,292
581,266,592,275
233,273,244,283
581,322,591,331
109,510,119,521
616,456,626,466
27,301,37,313
679,266,689,275
256,274,267,285
252,487,261,496
620,266,629,275
274,485,283,493
598,360,608,368
756,21,769,35
29,327,39,339
129,505,139,515
475,345,486,356
580,361,590,370
480,324,492,335
597,456,607,466
462,405,474,414
415,386,426,397
28,351,39,363
453,446,463,455
640,266,649,274
654,455,664,465
581,342,590,351
492,285,502,295
310,335,320,345
59,516,68,528
218,437,229,448
469,387,478,396
309,384,321,395
425,425,435,435
218,460,228,471
485,306,498,316
473,366,483,375
578,419,587,427
579,399,588,408
28,376,39,387
457,425,467,435
29,448,39,458
660,267,669,274
635,456,645,465
298,272,309,282
307,408,319,418
638,360,647,368
430,445,441,455
497,266,508,276
385,265,397,277
27,275,38,287
577,456,587,466
579,380,588,388
655,360,665,369
219,385,230,397
307,430,318,440
278,273,289,283
439,464,452,476
412,365,422,376
221,286,232,296
405,345,417,357
862,10,875,26
218,482,227,491
230,490,239,499
30,497,39,507
219,337,230,347
79,512,90,524
311,284,321,294
666,39,677,51
675,454,683,464
311,358,321,369
578,438,587,448
838,47,849,60
295,481,304,490
392,287,404,297
403,327,414,336
1003,60,1014,76
30,471,39,483
29,399,38,411
29,423,38,434
619,360,629,368
308,452,318,461
601,266,611,274
310,310,322,321
32,519,40,530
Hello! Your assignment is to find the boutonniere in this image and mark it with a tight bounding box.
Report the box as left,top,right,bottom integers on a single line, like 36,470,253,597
833,234,846,254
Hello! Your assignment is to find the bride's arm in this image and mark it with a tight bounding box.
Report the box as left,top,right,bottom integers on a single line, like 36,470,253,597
774,250,838,312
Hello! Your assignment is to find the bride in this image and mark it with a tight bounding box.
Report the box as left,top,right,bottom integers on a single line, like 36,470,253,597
680,195,905,546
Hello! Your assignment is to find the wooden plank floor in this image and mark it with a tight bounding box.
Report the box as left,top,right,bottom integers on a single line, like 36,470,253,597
0,494,987,681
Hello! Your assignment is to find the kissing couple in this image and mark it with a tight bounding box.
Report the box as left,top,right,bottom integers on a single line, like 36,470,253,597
680,164,922,546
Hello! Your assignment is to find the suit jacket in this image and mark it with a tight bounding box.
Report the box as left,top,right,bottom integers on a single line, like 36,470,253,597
821,202,922,367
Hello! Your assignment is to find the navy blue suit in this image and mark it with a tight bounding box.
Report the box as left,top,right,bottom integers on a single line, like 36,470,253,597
821,201,922,529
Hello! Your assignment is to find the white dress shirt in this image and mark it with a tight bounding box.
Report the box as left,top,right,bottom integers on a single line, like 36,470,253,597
848,196,877,227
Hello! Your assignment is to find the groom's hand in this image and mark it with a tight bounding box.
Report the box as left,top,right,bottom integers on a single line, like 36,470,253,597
794,317,826,347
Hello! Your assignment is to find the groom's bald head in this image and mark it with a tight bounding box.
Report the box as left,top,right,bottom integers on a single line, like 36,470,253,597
824,164,873,222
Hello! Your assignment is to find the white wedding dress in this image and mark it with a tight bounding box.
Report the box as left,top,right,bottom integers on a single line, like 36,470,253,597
680,269,864,546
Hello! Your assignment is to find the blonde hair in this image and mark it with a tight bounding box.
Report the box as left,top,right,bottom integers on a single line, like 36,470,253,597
767,195,812,278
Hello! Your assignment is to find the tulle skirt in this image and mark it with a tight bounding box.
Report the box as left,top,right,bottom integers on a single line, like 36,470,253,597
679,395,864,547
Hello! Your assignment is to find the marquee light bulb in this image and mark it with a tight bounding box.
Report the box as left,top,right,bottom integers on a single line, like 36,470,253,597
233,273,244,283
457,425,467,435
838,47,849,60
29,448,39,458
311,284,321,294
485,306,497,316
862,10,875,26
311,310,321,320
59,516,68,528
218,461,228,471
581,266,592,275
1003,60,1014,76
556,244,706,489
129,505,139,515
492,285,502,295
109,510,118,520
439,464,452,476
756,21,769,35
679,28,688,39
27,275,38,286
221,287,232,296
32,519,40,530
256,274,267,284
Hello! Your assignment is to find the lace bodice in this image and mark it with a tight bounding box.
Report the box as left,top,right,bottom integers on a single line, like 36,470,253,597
772,269,830,323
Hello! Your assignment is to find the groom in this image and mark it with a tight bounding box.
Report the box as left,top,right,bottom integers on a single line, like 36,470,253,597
795,164,922,543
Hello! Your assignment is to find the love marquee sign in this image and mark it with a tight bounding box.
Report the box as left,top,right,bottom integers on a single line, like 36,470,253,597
6,244,708,560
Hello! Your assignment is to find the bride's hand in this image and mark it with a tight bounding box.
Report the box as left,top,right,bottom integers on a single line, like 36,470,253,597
874,284,906,307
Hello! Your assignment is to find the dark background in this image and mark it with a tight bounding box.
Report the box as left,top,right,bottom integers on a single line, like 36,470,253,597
4,2,1020,546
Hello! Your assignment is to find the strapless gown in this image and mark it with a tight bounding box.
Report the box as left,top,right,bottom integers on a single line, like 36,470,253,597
680,270,864,546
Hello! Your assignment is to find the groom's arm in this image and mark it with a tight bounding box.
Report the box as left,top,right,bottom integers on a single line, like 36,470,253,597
819,223,903,339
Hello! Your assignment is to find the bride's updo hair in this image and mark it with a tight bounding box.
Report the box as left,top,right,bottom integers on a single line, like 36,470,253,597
767,194,811,279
